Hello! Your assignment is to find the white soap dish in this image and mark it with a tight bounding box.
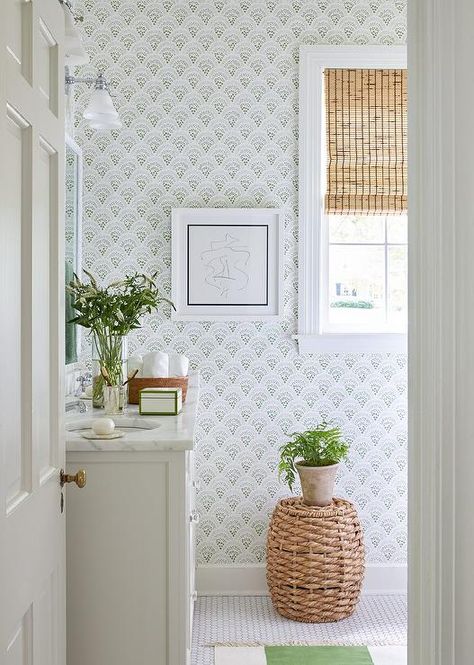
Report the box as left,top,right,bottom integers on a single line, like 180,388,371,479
80,430,125,440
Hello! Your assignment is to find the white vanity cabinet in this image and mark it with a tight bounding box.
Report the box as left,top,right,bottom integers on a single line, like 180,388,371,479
65,380,199,665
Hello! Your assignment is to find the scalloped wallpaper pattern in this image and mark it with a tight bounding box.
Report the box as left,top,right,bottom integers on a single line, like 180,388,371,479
74,0,408,565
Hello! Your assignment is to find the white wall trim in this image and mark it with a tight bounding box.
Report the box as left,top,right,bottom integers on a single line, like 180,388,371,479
65,134,83,366
196,564,407,597
408,1,457,664
297,45,407,354
293,333,407,354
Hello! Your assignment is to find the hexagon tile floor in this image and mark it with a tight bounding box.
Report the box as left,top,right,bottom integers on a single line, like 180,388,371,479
191,595,407,665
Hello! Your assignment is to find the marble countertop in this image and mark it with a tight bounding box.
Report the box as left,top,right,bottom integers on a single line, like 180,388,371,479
65,373,199,453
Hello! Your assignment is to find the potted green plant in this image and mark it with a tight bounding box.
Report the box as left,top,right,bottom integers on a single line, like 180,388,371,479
67,270,174,410
278,423,349,506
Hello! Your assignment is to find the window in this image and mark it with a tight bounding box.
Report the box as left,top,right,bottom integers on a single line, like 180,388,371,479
322,214,407,334
297,46,407,353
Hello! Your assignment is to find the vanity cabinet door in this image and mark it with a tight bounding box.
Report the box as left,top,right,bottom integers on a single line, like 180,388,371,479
66,451,188,665
185,452,198,658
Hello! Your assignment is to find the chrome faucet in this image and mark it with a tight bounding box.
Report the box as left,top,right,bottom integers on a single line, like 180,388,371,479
65,398,88,414
75,372,92,397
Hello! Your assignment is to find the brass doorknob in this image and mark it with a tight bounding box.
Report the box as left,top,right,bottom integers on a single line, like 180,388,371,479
60,468,86,488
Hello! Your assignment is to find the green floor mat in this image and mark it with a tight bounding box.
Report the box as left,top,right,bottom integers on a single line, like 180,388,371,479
264,646,374,665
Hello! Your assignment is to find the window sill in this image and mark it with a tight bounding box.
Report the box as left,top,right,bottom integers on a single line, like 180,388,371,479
293,333,407,354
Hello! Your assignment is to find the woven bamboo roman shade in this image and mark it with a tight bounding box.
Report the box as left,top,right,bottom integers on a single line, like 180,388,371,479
324,68,407,215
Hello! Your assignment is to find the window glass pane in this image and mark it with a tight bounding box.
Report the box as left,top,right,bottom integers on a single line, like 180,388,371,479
328,215,385,244
387,215,408,243
328,245,386,326
388,245,408,329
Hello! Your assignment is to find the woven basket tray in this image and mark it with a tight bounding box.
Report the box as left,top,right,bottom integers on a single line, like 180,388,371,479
266,497,365,623
127,376,189,405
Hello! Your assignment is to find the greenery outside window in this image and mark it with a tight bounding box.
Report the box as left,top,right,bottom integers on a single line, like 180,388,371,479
322,214,407,334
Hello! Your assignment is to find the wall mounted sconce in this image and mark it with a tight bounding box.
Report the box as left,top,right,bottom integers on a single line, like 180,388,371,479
60,0,89,66
65,68,122,131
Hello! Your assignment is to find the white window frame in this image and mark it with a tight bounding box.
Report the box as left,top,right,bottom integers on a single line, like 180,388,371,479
295,45,407,354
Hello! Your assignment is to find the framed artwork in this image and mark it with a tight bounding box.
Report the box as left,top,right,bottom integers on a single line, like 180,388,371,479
171,208,283,320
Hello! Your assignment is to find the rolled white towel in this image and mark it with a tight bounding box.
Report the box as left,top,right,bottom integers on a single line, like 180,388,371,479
169,353,189,377
128,355,143,378
142,351,169,378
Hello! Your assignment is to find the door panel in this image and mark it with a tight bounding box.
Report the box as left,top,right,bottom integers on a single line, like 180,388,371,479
5,0,33,84
35,140,53,481
6,607,32,665
3,108,28,511
37,19,58,115
0,0,65,662
34,569,59,665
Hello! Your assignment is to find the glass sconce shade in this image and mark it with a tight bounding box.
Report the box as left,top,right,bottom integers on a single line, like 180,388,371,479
64,5,89,66
83,88,119,120
65,40,89,66
88,116,123,130
66,69,122,131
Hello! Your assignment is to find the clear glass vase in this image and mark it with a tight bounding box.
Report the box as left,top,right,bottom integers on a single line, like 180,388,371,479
92,333,128,409
103,385,121,415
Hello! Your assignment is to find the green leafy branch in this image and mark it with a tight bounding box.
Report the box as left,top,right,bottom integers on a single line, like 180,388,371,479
67,270,175,337
278,423,349,491
67,271,175,395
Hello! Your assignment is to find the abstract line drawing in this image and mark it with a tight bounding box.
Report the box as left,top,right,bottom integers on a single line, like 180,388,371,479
174,209,280,318
200,234,250,299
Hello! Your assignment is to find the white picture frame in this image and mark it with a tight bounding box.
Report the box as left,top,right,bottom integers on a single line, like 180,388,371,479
171,208,283,320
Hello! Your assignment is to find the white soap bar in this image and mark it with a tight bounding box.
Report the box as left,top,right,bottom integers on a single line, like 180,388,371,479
128,354,143,378
142,351,169,378
168,353,189,377
92,418,115,435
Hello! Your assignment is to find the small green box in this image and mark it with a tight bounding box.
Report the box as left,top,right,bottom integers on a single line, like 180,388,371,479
139,387,182,416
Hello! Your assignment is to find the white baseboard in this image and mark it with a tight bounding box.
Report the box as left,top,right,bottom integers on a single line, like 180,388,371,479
196,564,407,596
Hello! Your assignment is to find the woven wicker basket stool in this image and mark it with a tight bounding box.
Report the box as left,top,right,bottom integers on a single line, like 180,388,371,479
266,497,364,623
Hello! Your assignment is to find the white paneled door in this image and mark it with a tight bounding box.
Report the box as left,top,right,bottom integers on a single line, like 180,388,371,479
0,0,65,663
